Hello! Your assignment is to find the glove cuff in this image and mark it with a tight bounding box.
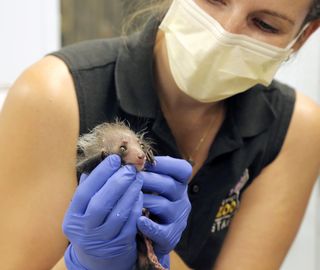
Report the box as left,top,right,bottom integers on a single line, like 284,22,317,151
64,245,88,270
65,243,138,270
158,253,170,269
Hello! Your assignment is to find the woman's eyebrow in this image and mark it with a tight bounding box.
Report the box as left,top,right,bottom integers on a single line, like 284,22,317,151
260,9,295,25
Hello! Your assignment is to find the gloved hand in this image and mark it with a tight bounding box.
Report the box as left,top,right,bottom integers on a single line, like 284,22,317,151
137,156,192,268
63,154,143,270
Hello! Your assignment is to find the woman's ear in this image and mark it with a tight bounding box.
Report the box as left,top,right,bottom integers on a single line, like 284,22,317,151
293,19,320,51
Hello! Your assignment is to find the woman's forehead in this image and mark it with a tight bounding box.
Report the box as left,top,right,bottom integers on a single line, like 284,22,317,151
254,0,311,12
195,0,312,30
198,0,312,17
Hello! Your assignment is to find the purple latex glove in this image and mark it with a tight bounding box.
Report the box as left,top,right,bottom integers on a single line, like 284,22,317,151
137,156,192,268
62,155,142,270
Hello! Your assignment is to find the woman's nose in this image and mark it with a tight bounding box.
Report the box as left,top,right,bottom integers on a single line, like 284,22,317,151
215,10,247,35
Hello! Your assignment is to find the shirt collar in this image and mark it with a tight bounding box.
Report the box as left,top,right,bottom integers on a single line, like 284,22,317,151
230,84,277,138
206,86,276,160
115,18,277,141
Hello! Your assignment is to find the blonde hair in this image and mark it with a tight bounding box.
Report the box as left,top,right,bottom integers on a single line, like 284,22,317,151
121,0,172,35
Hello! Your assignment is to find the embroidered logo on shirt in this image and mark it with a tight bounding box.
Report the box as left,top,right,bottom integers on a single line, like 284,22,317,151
211,169,250,233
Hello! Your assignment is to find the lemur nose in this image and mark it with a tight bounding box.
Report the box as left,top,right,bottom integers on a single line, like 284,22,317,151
138,152,146,160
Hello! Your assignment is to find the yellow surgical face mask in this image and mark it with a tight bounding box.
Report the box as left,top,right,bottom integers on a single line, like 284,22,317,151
159,0,307,103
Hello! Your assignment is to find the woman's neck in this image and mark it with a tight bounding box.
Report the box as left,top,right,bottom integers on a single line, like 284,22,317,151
153,30,226,177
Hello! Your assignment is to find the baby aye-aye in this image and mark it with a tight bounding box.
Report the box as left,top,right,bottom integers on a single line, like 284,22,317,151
76,121,167,270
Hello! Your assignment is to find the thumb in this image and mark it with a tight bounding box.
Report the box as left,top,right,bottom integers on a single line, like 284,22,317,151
137,216,163,243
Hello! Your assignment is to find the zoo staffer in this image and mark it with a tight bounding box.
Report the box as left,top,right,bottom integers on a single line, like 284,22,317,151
1,0,320,269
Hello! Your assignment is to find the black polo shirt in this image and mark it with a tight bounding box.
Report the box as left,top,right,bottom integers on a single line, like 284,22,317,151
51,18,295,270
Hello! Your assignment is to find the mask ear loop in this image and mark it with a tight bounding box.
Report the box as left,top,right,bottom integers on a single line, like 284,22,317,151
285,22,311,60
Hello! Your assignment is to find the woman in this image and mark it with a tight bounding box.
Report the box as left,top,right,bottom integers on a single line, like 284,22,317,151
1,0,320,269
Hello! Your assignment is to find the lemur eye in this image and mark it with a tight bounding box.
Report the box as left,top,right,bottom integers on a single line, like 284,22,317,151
119,145,127,153
140,143,145,150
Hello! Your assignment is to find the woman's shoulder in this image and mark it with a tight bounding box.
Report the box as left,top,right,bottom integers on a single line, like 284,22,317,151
276,88,320,169
236,80,320,170
265,80,320,155
290,91,320,143
2,56,79,138
6,56,76,110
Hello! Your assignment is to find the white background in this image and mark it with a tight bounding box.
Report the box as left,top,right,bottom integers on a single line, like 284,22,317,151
0,0,60,90
0,1,319,269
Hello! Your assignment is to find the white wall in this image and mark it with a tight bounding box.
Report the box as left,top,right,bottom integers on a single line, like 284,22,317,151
0,0,60,86
275,29,320,270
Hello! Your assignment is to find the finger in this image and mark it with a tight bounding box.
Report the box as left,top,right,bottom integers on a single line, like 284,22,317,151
79,173,89,184
101,178,143,239
84,165,137,229
142,194,175,223
137,216,167,246
121,191,143,237
138,171,185,201
69,154,121,214
145,156,192,184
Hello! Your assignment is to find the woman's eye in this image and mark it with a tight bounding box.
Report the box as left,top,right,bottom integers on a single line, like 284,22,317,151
253,18,279,34
207,0,226,5
119,145,127,153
